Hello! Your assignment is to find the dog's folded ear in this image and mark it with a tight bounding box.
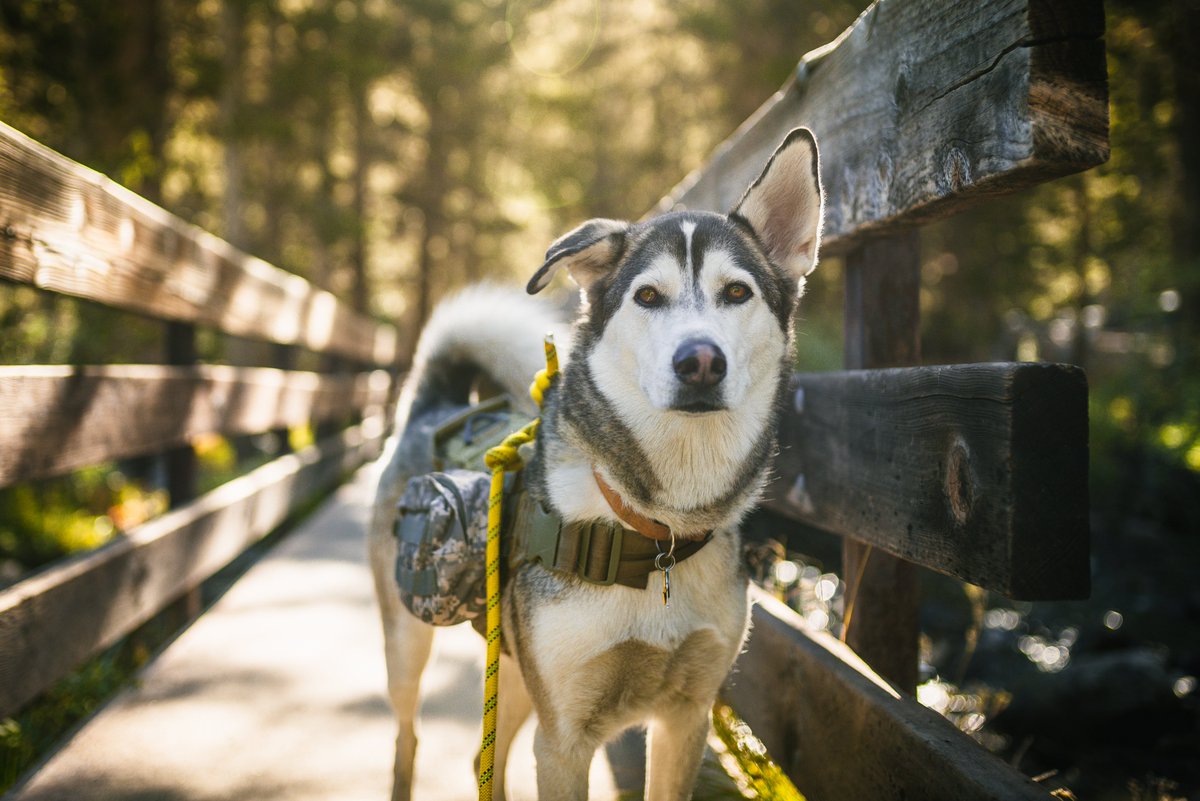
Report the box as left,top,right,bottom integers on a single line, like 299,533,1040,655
731,127,825,282
527,218,628,295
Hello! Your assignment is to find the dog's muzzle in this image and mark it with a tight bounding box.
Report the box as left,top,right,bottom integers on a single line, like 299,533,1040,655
671,338,727,412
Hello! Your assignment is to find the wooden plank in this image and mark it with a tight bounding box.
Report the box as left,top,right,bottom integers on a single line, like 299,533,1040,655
0,122,398,366
841,231,921,690
725,588,1053,801
0,365,392,488
654,0,1108,254
764,362,1090,600
0,419,386,718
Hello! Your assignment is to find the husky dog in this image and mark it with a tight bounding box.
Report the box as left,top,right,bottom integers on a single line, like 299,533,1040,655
369,128,824,800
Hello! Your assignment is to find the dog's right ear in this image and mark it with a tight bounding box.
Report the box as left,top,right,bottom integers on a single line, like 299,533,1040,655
526,218,628,295
731,127,824,282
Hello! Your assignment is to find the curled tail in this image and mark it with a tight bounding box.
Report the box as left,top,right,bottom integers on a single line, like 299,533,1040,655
371,285,563,588
396,284,566,429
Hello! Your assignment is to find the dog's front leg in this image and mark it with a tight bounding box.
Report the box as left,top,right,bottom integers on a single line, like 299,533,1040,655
644,705,711,801
533,723,595,801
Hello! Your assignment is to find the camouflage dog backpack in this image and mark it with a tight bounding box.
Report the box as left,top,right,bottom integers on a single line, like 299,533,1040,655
393,396,532,626
393,469,492,625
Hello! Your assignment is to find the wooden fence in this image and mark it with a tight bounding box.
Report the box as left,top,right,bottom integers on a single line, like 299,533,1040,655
0,121,398,717
655,0,1106,798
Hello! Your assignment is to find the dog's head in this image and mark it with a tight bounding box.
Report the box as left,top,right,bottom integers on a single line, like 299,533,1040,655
527,128,823,418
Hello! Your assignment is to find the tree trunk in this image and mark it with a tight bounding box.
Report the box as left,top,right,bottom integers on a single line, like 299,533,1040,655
350,74,371,315
220,0,246,249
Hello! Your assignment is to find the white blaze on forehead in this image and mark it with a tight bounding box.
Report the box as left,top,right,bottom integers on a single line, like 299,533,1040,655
681,220,697,277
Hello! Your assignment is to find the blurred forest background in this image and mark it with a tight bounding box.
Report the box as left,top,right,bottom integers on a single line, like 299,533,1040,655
1,0,1198,799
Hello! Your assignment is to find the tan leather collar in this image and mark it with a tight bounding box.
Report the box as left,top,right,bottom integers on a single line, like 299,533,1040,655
592,469,674,541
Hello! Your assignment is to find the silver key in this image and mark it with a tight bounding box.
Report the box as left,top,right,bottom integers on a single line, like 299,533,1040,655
654,533,677,608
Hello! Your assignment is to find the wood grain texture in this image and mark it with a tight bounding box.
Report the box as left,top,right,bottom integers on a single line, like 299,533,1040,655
841,231,921,691
0,123,397,366
654,0,1108,254
765,362,1089,600
0,421,386,718
0,365,392,488
725,588,1054,801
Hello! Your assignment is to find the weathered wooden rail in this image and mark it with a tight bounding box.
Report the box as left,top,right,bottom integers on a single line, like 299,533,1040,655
0,121,398,718
656,0,1105,798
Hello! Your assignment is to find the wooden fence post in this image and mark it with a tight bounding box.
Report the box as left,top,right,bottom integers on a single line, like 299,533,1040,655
164,321,198,506
164,320,201,617
841,230,921,692
272,342,297,454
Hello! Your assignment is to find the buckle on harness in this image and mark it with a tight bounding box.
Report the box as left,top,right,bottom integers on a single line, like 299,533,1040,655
577,522,624,586
524,499,562,568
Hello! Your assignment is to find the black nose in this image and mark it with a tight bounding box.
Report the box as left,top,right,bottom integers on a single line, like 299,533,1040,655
673,339,727,386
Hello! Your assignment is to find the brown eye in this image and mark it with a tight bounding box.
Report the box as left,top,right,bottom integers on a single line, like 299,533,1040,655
635,286,663,307
723,282,752,304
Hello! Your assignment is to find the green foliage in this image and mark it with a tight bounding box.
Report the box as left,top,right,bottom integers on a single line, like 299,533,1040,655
710,703,806,801
0,432,277,579
0,287,165,366
0,0,863,341
0,0,171,200
0,466,168,575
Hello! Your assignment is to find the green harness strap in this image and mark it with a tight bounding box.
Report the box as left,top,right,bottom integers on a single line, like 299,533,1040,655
432,395,712,591
508,485,712,588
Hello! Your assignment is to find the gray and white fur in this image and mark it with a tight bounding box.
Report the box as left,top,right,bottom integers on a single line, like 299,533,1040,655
369,127,824,800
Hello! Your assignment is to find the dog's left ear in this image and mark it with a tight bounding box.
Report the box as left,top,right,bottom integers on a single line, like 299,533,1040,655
527,218,629,295
731,127,824,282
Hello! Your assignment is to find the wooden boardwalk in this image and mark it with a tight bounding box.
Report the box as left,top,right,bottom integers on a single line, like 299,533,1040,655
5,465,623,801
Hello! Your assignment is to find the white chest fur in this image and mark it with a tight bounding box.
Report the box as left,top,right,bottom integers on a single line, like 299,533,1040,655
512,535,750,752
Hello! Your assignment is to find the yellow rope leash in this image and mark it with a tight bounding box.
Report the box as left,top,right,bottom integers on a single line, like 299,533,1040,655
477,334,558,801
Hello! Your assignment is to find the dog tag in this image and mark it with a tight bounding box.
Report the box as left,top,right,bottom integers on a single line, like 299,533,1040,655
654,537,677,609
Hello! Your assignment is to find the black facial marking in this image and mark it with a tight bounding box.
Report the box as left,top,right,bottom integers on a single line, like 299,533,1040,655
689,221,712,280
581,210,801,336
715,217,798,331
585,228,664,336
669,225,688,275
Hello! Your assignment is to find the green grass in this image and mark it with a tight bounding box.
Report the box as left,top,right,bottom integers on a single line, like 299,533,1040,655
708,703,806,801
